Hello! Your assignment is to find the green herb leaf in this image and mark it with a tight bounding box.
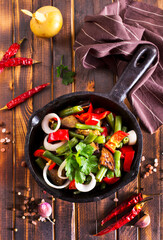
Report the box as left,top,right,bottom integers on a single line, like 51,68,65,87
56,55,75,85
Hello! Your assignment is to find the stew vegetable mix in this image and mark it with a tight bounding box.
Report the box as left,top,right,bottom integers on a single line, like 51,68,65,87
34,103,137,193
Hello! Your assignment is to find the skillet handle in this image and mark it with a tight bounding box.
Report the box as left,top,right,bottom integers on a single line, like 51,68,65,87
109,44,157,103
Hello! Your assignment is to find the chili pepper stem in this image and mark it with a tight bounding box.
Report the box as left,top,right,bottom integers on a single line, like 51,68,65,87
0,105,8,111
32,60,41,64
18,37,26,45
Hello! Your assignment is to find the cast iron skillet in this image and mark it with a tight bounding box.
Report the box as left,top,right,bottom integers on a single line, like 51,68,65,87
25,45,157,203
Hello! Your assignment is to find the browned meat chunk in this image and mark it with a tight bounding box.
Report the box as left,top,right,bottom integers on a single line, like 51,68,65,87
61,115,79,128
100,147,115,170
76,129,101,136
49,167,66,186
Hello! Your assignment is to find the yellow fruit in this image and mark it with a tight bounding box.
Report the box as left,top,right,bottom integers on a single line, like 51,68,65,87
21,6,63,38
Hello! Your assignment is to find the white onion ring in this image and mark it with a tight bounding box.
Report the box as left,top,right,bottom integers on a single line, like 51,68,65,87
41,113,61,134
58,159,68,179
75,173,96,192
43,135,66,151
43,163,70,189
127,130,137,145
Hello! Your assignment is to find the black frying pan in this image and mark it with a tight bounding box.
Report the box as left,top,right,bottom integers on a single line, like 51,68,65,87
25,45,157,203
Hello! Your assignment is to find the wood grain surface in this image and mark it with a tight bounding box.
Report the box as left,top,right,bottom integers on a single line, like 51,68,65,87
0,0,162,240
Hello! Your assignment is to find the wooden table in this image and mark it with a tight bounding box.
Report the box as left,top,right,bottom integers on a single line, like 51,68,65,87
0,0,162,239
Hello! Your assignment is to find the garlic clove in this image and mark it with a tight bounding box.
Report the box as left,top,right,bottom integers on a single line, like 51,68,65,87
134,214,151,228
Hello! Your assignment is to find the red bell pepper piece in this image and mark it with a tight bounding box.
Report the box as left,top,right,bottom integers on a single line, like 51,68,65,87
48,162,56,171
48,129,69,143
93,107,106,114
34,149,45,157
123,151,135,172
101,127,108,137
69,179,77,190
103,177,120,185
85,113,99,125
88,102,93,113
75,113,90,122
120,145,134,155
105,131,128,153
98,111,110,120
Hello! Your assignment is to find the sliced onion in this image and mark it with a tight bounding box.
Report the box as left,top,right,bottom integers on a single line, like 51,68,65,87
58,159,68,179
75,173,96,192
43,135,66,151
41,113,61,134
128,130,137,145
43,163,70,189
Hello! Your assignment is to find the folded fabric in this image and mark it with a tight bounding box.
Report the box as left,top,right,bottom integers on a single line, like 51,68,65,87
74,0,163,134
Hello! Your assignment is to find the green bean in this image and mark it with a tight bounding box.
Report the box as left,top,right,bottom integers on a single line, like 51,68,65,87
123,136,129,145
106,113,114,130
69,131,85,140
117,142,123,149
56,137,78,155
75,123,104,133
35,157,46,170
96,166,108,182
43,150,63,165
94,135,106,144
114,150,121,177
83,132,97,144
35,158,50,177
114,115,122,133
122,126,127,132
107,169,114,178
106,135,112,142
59,106,83,118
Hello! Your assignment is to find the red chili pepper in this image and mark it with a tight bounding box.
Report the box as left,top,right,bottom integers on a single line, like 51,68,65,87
0,57,38,68
34,149,45,157
69,179,77,189
103,177,120,185
105,131,128,153
101,127,108,137
48,162,56,171
101,193,143,226
0,83,50,111
93,108,106,114
123,151,135,172
95,201,145,236
48,129,69,142
0,38,25,73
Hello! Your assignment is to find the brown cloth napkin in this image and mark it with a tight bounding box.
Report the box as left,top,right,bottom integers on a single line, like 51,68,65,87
74,0,163,134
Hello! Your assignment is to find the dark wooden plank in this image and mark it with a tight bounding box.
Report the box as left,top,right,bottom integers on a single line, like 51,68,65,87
139,128,162,240
74,1,115,240
51,1,74,240
0,1,13,239
12,0,36,239
31,0,54,239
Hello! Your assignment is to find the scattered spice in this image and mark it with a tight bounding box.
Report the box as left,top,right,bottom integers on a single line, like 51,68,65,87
17,192,21,195
0,83,50,111
2,128,6,133
14,228,18,232
32,220,37,225
1,148,6,152
153,168,157,172
21,161,27,168
113,197,119,202
141,156,145,161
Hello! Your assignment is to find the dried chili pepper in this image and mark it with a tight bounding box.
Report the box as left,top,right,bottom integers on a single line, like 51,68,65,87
0,57,38,68
0,83,50,111
101,193,143,226
95,198,152,236
0,38,25,73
